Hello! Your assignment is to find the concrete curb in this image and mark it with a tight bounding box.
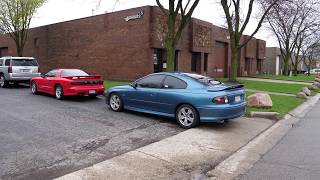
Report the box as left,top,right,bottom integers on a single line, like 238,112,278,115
206,93,320,180
250,112,279,120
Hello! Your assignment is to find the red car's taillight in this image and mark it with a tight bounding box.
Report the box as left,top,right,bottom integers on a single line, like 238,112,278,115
213,96,229,104
8,66,12,73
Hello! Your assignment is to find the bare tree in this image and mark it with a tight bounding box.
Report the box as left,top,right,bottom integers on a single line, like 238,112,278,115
262,0,320,76
0,0,46,56
156,0,200,72
302,37,320,76
220,0,278,82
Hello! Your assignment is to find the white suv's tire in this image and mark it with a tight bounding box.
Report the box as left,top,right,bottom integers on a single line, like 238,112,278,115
0,74,8,88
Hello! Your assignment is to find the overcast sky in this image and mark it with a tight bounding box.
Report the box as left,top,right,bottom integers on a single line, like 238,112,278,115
31,0,278,47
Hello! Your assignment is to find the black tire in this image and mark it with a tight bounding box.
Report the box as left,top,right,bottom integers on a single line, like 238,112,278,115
31,81,38,95
55,85,64,100
0,74,9,88
176,104,200,129
109,93,123,112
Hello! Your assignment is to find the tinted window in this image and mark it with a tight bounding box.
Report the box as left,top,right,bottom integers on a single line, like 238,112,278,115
11,59,38,66
61,69,88,77
5,59,10,66
137,74,165,88
163,76,187,89
184,73,221,86
45,70,57,77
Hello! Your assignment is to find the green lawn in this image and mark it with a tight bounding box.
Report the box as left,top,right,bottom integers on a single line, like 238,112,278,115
246,93,305,119
255,74,316,82
104,80,130,89
239,80,306,95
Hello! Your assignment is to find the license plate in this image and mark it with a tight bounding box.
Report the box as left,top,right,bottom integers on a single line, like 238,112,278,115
235,96,241,102
89,90,96,94
22,69,30,72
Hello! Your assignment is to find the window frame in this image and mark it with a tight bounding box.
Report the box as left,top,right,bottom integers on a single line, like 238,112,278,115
162,75,188,89
45,69,57,77
135,74,166,89
5,59,10,66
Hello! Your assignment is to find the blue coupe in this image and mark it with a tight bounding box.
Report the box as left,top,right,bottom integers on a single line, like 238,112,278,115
106,72,246,128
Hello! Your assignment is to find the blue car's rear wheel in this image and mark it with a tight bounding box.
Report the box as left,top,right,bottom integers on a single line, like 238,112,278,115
109,93,123,112
176,104,199,129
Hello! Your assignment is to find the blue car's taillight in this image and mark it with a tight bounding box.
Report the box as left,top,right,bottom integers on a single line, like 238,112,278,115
213,96,229,104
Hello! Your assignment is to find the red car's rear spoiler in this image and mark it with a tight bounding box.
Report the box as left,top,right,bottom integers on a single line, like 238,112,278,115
64,75,102,80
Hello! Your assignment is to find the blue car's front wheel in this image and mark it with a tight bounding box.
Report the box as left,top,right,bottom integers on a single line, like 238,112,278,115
176,104,200,129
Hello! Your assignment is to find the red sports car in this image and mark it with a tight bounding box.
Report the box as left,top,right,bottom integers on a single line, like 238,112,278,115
30,69,105,100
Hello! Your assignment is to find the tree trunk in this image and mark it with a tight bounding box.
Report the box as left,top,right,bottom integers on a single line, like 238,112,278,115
283,55,290,76
293,63,298,76
166,41,175,72
16,43,23,57
230,47,238,82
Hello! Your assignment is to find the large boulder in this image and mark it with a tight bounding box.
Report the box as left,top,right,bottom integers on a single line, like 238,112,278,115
302,87,311,96
248,93,273,108
309,85,319,90
315,78,320,83
313,82,320,88
296,92,308,99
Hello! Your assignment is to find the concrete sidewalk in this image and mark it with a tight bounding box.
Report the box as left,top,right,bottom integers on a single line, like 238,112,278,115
241,101,320,180
56,118,273,180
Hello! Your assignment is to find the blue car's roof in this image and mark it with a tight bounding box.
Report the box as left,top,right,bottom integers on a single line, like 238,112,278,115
149,72,209,88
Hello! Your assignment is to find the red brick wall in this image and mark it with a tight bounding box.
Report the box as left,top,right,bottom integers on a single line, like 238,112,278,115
0,5,266,80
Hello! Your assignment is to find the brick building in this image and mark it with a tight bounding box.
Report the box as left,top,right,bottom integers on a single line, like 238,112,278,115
0,6,266,81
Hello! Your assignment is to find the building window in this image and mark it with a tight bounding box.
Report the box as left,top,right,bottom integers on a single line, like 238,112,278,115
34,38,39,48
245,58,250,72
174,50,179,71
191,52,201,73
257,59,262,73
153,49,166,73
0,47,9,57
204,53,208,72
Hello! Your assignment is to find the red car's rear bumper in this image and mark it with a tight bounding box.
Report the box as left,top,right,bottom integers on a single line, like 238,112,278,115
64,85,105,96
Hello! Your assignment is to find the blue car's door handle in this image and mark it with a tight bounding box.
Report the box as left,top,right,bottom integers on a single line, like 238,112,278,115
150,93,156,97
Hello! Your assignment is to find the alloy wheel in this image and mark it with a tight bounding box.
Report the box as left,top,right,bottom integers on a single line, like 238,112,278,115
110,94,121,111
178,107,195,127
0,75,4,88
31,82,37,94
55,86,63,99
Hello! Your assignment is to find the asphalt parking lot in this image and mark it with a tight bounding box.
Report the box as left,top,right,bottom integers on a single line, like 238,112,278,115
0,85,184,180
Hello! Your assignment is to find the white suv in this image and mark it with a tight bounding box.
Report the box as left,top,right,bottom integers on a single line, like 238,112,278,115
0,57,40,88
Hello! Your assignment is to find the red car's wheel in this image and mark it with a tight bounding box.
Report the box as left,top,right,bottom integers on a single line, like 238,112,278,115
55,85,64,100
31,81,38,95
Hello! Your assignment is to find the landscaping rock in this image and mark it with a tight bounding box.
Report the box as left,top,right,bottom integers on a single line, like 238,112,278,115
309,85,319,90
313,82,320,88
315,78,320,83
248,93,273,108
296,92,308,99
302,87,311,96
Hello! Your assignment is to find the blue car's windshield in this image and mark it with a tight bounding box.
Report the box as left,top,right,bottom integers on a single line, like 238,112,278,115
183,73,222,86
